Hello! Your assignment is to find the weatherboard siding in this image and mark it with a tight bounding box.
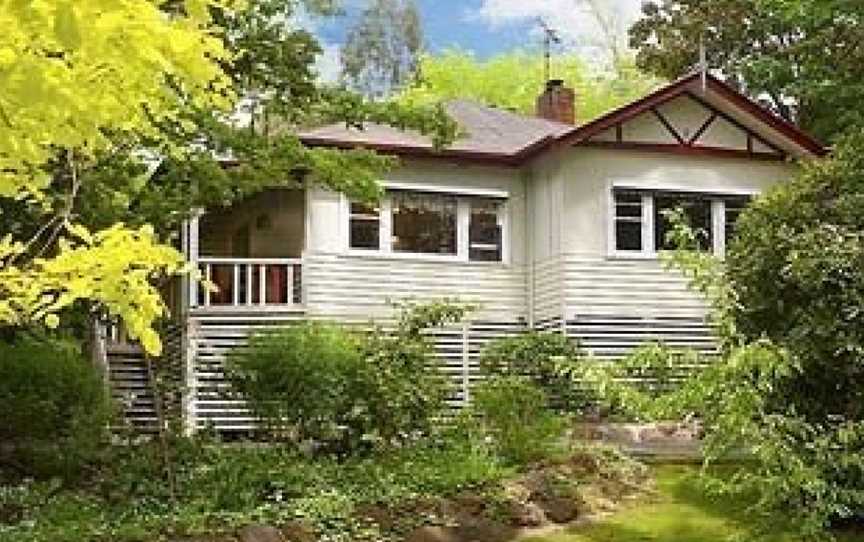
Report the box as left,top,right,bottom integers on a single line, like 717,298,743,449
303,253,528,320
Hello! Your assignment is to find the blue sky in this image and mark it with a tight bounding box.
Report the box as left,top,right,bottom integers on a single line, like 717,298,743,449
315,1,543,59
306,0,643,81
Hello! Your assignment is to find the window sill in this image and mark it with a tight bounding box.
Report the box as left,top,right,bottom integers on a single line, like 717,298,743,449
343,249,510,266
606,250,723,261
606,251,659,261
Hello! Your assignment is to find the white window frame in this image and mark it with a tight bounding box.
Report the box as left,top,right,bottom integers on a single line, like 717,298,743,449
342,186,510,264
607,181,758,259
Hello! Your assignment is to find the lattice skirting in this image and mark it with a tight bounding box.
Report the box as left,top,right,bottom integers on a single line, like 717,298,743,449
104,313,719,434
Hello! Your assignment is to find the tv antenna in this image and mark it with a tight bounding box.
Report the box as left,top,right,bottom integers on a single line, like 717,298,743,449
538,18,561,82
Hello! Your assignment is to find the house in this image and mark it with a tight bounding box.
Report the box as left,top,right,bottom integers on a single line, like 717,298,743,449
105,72,826,433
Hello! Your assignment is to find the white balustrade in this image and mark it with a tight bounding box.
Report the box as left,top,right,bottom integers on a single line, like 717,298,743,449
196,257,303,308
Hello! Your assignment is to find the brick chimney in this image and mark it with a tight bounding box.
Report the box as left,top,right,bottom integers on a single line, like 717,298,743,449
536,79,576,124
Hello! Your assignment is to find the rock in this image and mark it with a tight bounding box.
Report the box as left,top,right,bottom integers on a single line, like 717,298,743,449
505,500,546,527
238,524,285,542
451,494,487,518
355,503,394,528
405,526,460,542
536,496,580,524
281,521,316,542
453,516,517,542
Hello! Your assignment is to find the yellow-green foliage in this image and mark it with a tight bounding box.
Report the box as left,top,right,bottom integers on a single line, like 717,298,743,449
398,49,662,122
0,0,235,198
0,0,237,354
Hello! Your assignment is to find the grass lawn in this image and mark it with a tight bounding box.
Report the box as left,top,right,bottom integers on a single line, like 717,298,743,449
525,464,864,542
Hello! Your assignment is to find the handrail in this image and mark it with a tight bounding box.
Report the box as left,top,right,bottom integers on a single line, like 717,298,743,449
198,257,302,265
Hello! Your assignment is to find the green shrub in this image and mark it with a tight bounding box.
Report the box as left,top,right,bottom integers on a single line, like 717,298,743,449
727,131,864,421
225,302,468,453
225,322,370,448
480,331,586,412
0,336,114,481
471,376,565,465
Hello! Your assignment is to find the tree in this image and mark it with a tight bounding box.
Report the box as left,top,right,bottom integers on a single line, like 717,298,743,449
728,127,864,421
341,0,424,98
630,0,864,143
0,0,457,355
0,0,237,354
398,49,661,123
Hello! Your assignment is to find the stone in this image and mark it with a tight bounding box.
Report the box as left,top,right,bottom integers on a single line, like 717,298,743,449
451,494,487,518
453,516,517,542
238,524,285,542
536,496,580,524
405,526,460,542
505,500,547,527
281,521,316,542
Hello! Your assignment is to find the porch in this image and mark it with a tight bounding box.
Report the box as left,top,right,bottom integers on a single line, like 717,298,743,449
187,188,306,311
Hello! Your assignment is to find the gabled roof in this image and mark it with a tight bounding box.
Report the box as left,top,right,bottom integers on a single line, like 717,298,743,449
300,99,572,165
300,73,827,166
560,72,827,158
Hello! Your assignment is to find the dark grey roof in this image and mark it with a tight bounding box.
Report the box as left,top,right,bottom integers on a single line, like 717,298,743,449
300,99,574,157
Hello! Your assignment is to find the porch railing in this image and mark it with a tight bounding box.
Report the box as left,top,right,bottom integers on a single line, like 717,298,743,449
195,257,303,308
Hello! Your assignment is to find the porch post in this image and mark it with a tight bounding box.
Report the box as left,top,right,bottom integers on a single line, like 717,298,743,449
183,318,199,436
187,211,201,309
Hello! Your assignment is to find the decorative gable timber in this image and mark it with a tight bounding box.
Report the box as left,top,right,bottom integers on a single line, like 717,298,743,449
583,93,787,160
562,72,827,161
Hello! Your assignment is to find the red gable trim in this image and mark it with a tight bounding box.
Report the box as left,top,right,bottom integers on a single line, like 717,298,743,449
557,72,827,157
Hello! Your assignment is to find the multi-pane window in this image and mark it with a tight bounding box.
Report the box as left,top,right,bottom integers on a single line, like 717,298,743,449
612,189,752,256
654,193,713,252
724,196,751,247
348,191,506,262
391,192,457,255
349,202,381,250
613,191,644,252
469,198,504,262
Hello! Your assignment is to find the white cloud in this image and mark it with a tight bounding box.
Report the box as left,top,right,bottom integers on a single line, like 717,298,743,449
467,0,643,64
314,42,343,84
290,6,343,83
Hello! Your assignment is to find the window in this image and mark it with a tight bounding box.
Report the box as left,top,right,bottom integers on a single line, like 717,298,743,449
654,193,713,252
347,190,507,262
611,189,753,257
469,198,504,262
391,192,457,255
613,191,644,252
724,196,750,247
349,202,381,250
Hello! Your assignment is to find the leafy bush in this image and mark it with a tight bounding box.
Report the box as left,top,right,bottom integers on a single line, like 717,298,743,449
578,343,708,421
480,331,586,412
225,322,369,447
471,376,565,465
727,130,864,421
0,336,114,481
226,301,468,453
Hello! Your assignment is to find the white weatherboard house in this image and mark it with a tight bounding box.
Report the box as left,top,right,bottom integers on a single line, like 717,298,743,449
106,73,827,432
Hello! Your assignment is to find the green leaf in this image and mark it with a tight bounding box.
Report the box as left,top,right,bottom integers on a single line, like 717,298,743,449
54,3,81,50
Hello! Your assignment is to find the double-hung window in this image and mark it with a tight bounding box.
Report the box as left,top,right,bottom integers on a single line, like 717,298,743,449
348,190,507,263
611,188,752,257
349,202,381,250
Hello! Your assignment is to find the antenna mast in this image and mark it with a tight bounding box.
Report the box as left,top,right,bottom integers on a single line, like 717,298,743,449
538,18,561,82
698,35,708,93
